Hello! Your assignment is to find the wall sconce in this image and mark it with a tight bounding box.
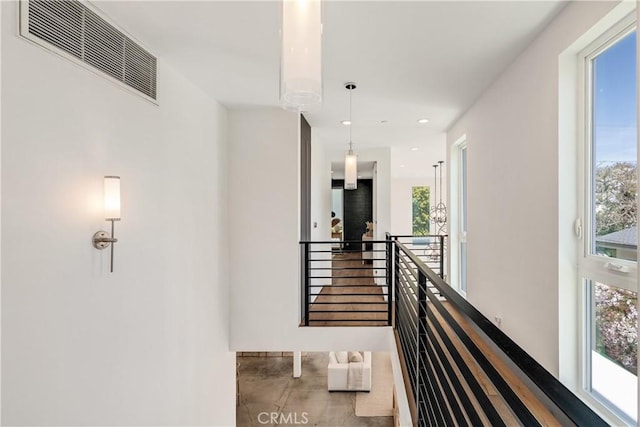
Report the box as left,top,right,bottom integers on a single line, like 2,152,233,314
93,176,120,272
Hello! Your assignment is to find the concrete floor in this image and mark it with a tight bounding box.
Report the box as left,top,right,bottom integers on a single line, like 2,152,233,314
236,352,394,426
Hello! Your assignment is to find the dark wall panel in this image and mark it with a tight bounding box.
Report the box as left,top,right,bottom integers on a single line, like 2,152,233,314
332,179,372,250
300,115,311,241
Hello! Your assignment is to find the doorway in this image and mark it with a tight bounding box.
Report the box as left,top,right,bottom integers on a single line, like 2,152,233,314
332,179,373,251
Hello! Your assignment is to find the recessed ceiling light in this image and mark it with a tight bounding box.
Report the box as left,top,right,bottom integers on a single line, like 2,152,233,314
400,164,406,168
341,120,351,126
381,120,388,124
417,118,429,124
411,147,419,151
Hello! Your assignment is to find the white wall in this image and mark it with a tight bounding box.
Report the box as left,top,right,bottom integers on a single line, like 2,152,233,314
372,149,391,241
228,109,390,351
0,2,4,421
1,1,235,425
312,136,331,243
446,0,618,375
310,135,332,301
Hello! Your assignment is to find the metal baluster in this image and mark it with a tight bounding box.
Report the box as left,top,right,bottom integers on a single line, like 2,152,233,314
304,242,310,326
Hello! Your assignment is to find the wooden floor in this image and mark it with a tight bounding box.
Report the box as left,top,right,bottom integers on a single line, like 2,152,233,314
307,251,389,326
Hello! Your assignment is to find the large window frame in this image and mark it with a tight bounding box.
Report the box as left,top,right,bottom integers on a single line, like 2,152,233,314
578,15,638,291
577,13,637,425
449,135,467,295
459,143,468,295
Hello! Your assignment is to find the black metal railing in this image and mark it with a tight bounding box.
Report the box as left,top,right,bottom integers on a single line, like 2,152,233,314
388,234,446,279
393,239,608,427
300,235,607,424
300,239,392,326
300,235,447,327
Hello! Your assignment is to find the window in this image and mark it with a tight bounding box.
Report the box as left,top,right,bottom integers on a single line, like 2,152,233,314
412,186,430,236
579,16,637,424
450,136,467,294
459,144,468,294
586,280,637,421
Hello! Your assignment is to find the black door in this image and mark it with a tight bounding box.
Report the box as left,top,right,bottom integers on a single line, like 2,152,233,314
332,179,373,251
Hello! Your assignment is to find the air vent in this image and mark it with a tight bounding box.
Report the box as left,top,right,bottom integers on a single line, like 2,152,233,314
20,0,157,101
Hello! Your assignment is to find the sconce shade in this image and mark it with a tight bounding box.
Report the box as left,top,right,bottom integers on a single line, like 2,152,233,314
344,151,357,190
280,0,322,111
104,176,121,220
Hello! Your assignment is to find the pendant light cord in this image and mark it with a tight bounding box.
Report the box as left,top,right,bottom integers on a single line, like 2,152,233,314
348,87,353,152
439,161,444,205
433,164,438,210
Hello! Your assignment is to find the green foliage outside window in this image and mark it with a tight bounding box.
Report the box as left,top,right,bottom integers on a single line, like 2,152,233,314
412,186,430,236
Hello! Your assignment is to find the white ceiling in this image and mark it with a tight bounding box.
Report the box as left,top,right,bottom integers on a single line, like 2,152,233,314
97,0,567,151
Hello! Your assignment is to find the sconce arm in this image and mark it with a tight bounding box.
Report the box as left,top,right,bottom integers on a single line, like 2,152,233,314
93,231,118,249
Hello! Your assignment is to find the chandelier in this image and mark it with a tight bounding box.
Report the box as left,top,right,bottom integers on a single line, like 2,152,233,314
430,161,447,234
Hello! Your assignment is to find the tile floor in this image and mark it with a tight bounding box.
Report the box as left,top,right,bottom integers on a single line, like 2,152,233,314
236,352,394,426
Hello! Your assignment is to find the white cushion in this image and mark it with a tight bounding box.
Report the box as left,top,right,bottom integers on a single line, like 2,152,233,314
327,351,372,391
336,351,349,364
348,351,363,362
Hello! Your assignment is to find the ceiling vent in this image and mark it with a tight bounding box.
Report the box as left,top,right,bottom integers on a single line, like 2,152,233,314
20,0,157,102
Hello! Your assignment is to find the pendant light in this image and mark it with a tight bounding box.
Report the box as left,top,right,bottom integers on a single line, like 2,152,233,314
344,82,357,190
430,161,448,234
280,0,323,111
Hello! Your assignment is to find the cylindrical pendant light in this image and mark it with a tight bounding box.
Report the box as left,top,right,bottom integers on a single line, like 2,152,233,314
344,82,357,190
280,0,323,111
344,150,358,190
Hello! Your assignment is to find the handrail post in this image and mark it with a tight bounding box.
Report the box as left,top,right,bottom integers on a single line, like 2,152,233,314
386,237,393,326
439,234,445,279
393,237,400,328
304,242,310,326
417,269,427,425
